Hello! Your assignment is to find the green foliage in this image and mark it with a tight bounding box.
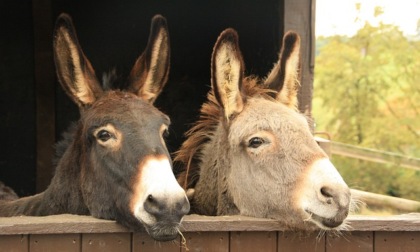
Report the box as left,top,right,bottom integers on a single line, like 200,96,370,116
314,21,420,201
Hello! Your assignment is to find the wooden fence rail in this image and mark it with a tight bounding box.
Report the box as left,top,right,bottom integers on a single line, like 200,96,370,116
1,214,420,252
330,141,420,171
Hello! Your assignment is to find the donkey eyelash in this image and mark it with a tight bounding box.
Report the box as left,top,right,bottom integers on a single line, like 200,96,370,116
247,137,265,148
96,129,114,142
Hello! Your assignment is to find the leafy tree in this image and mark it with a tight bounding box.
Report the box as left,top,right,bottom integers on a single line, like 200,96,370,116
314,19,420,201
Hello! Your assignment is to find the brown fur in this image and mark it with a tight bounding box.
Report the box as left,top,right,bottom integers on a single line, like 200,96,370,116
0,13,189,241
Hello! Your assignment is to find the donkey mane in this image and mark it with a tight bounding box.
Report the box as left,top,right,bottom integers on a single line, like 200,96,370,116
175,76,284,189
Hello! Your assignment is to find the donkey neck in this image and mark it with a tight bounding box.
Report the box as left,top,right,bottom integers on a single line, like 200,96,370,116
0,135,88,217
43,137,88,214
191,123,239,215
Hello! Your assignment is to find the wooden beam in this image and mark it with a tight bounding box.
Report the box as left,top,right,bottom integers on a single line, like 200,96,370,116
331,141,420,171
351,189,420,213
283,0,315,120
1,214,420,235
32,0,55,192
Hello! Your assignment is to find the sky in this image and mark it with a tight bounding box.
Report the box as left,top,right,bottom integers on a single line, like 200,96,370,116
316,0,420,37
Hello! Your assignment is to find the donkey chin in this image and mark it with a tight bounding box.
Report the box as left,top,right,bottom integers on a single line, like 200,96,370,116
138,216,182,242
297,158,352,230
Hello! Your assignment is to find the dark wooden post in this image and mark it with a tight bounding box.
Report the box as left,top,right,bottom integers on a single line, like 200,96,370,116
282,0,316,129
32,0,55,192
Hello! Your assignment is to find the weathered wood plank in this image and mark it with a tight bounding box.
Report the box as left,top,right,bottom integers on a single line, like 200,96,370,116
325,231,373,252
179,215,289,232
1,214,420,235
282,0,315,117
351,189,420,213
375,231,420,252
81,233,131,252
132,232,181,252
331,141,420,171
0,235,28,252
0,214,128,234
181,232,228,252
230,231,277,252
278,232,325,252
32,0,56,193
29,234,80,252
348,214,420,231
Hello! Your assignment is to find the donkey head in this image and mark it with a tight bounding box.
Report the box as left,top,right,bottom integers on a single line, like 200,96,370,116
210,29,351,230
53,13,189,241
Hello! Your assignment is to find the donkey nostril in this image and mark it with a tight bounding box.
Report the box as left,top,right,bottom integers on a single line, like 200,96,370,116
320,186,334,198
144,194,162,216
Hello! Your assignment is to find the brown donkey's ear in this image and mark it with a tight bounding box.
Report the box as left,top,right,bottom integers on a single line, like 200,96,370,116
264,31,301,109
53,13,103,107
127,14,170,104
211,28,245,121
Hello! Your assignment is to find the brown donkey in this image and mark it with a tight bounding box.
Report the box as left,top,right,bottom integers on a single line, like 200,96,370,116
176,29,351,230
0,14,189,241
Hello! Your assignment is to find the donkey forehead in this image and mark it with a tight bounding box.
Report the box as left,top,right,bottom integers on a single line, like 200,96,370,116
83,91,170,127
229,98,310,140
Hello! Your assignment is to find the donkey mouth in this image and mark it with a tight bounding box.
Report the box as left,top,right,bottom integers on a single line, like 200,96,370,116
305,210,344,229
144,223,181,241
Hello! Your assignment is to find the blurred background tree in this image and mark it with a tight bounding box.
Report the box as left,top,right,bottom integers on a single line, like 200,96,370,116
313,6,420,202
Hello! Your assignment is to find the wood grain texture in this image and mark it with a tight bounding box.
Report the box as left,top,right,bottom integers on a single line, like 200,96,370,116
30,234,80,252
375,231,420,252
1,214,420,235
230,231,277,252
181,231,229,252
81,233,131,252
282,0,315,117
0,234,28,252
326,231,373,252
278,232,325,252
33,0,56,193
133,232,181,252
0,214,128,234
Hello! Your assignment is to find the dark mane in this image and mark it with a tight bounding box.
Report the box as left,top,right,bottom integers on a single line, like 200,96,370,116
175,76,276,189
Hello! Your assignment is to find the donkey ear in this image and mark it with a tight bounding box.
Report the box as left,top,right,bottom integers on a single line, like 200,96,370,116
53,13,102,107
264,31,301,108
127,14,170,104
211,28,245,120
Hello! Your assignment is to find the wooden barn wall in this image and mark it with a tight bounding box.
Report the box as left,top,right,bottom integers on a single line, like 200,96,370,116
0,0,36,196
1,0,314,194
1,214,420,252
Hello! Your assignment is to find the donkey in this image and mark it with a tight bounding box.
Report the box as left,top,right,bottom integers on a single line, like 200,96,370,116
0,13,190,241
175,29,351,230
0,181,18,201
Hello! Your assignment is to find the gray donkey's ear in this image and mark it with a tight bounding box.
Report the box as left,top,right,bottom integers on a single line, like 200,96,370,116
264,31,301,109
211,28,245,121
53,13,103,107
127,14,170,104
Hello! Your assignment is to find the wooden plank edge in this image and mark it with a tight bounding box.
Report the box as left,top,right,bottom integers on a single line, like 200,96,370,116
1,214,420,235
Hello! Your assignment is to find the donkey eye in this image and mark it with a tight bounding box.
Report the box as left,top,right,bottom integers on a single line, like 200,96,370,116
248,137,264,148
96,130,113,142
